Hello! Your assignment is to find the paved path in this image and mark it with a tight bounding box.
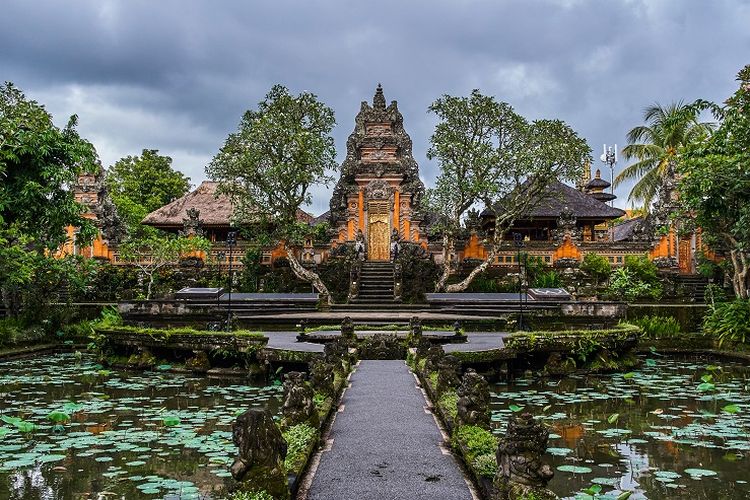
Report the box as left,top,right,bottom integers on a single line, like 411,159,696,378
307,360,473,500
443,332,507,352
264,332,324,352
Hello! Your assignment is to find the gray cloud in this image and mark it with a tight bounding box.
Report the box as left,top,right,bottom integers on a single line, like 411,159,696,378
2,0,748,214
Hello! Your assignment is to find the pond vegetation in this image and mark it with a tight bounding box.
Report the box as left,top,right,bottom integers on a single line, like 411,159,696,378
0,353,281,499
490,356,750,499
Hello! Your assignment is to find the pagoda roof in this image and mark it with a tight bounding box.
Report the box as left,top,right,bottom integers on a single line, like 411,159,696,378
483,180,626,221
142,181,314,227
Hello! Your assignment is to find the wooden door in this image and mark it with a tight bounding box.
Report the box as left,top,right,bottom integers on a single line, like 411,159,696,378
368,200,390,261
678,239,692,274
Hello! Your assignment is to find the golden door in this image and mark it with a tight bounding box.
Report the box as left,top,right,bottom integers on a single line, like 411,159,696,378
368,215,390,261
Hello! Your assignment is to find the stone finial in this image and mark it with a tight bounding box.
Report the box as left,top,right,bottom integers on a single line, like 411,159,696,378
409,316,423,342
230,408,288,498
282,371,319,428
437,355,460,394
456,368,490,428
373,83,386,109
495,412,557,500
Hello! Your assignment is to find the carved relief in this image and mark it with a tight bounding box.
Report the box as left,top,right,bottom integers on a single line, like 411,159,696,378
366,180,392,200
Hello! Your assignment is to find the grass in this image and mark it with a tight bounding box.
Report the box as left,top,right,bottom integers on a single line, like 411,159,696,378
282,423,318,475
95,324,266,339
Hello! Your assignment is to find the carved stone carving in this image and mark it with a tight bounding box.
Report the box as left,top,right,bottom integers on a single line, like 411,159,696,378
423,345,444,374
354,229,366,261
230,408,288,498
282,371,319,428
437,355,461,394
456,369,490,428
358,334,406,360
309,358,335,396
341,316,355,340
494,413,556,500
180,207,204,237
390,228,402,261
365,179,392,200
409,316,423,343
551,208,581,243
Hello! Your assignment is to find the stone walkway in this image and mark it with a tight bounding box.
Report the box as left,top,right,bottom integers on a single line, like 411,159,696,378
306,360,474,500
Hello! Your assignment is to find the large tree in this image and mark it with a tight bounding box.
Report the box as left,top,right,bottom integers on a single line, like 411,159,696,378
0,82,99,248
615,102,714,206
424,90,524,291
106,149,191,234
425,90,590,292
679,65,750,299
206,84,337,301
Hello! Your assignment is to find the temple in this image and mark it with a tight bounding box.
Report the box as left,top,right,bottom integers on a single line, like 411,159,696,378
328,84,426,260
63,85,704,275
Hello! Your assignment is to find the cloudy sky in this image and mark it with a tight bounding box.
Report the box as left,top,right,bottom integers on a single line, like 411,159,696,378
2,0,748,215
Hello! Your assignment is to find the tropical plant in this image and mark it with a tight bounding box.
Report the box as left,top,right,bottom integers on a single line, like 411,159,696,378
615,101,714,206
629,315,681,339
679,65,750,299
702,299,750,346
607,267,662,302
580,252,612,286
207,84,337,302
533,270,562,288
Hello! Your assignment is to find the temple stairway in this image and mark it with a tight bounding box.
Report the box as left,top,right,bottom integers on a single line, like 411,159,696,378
351,261,395,304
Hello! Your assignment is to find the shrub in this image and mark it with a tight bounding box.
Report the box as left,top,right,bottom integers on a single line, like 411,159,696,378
454,425,497,462
580,253,611,285
703,299,750,346
438,390,458,421
0,319,22,347
630,315,681,339
472,453,498,478
228,491,274,500
624,254,659,283
533,270,561,288
282,423,318,474
606,267,662,301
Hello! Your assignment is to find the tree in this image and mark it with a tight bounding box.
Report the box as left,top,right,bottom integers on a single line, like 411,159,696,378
0,82,99,248
444,116,590,292
206,84,337,301
679,65,750,299
580,252,611,286
118,234,210,299
615,102,714,206
106,149,190,234
424,90,522,291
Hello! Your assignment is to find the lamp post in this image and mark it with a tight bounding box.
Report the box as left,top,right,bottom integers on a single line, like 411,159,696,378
513,232,525,331
226,230,237,332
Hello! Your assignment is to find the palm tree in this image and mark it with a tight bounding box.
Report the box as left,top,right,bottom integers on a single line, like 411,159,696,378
615,101,714,206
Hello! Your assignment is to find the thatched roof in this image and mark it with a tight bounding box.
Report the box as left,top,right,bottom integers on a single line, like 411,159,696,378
142,181,315,228
516,181,625,220
613,217,642,242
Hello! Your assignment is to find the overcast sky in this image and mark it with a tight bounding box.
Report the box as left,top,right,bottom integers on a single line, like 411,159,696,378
2,0,748,215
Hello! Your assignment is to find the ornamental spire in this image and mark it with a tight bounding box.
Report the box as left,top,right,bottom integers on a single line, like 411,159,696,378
373,83,386,109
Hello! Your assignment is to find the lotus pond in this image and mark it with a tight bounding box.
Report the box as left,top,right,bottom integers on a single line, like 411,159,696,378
0,353,282,499
490,356,750,499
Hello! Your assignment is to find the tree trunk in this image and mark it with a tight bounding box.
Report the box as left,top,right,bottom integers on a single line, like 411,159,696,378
146,273,155,300
730,249,749,299
286,248,333,305
434,235,455,292
445,246,497,293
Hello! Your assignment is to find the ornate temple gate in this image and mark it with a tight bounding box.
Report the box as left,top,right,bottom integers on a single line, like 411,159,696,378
368,200,390,260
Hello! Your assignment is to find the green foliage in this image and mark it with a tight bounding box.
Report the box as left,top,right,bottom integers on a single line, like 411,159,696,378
0,82,98,248
238,247,263,292
118,234,210,299
94,324,265,339
580,253,612,285
702,299,750,346
227,491,274,500
472,453,498,478
624,255,659,283
282,423,317,474
396,244,441,303
454,425,498,462
465,275,517,293
438,390,458,421
606,264,662,302
533,270,562,288
616,100,714,205
105,149,190,235
629,315,682,339
679,65,750,299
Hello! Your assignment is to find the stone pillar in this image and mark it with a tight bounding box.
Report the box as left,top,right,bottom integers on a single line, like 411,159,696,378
394,190,400,237
358,189,365,232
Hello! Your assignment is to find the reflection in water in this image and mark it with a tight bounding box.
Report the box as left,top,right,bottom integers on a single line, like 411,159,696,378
490,356,750,499
0,353,282,499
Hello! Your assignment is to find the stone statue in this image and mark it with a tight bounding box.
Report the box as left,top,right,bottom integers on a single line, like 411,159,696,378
309,358,335,396
409,316,423,343
423,345,444,374
230,408,288,498
354,229,366,261
282,371,319,428
437,355,461,394
456,369,490,428
390,228,402,261
341,316,355,341
494,412,556,500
